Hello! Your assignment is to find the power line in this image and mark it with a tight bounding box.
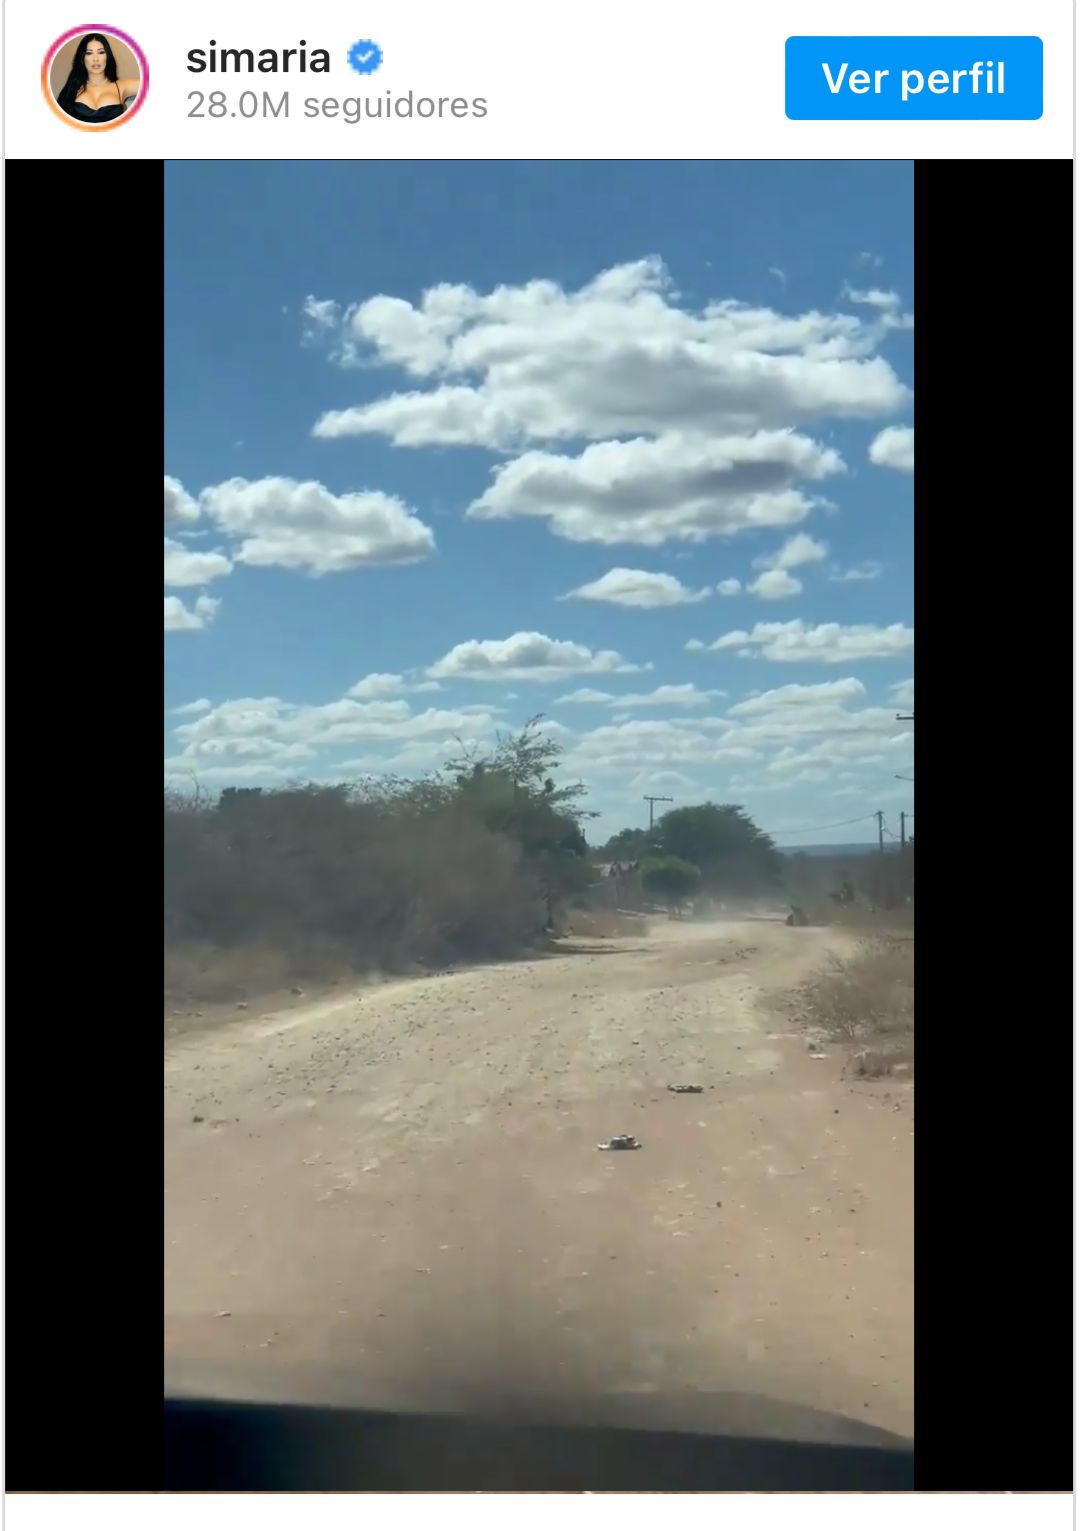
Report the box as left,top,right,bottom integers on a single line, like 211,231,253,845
769,812,875,838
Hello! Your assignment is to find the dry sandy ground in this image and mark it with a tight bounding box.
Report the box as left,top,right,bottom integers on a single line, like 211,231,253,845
165,919,913,1439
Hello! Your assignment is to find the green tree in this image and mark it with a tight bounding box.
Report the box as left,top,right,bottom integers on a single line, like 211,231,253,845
598,826,650,862
445,716,597,914
640,854,701,914
654,802,782,895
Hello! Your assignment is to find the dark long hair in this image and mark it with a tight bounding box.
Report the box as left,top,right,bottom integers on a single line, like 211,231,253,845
56,33,119,110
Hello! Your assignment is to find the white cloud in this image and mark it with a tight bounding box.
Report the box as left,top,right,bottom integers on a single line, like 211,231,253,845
843,286,914,331
165,475,199,525
164,594,220,632
738,715,907,754
555,688,615,705
164,538,233,588
890,678,915,710
170,698,212,716
165,673,912,815
566,719,762,778
607,683,723,710
563,567,711,607
706,620,914,663
763,728,910,773
291,700,504,747
468,430,844,547
163,687,510,788
344,671,443,699
302,294,341,335
427,631,641,684
621,769,701,796
729,678,868,715
553,671,915,832
755,531,828,571
844,286,898,312
197,476,435,573
169,695,505,767
311,258,911,449
166,696,314,777
744,532,826,598
568,718,724,764
830,560,883,582
748,569,803,600
869,425,914,472
716,578,742,596
344,672,405,700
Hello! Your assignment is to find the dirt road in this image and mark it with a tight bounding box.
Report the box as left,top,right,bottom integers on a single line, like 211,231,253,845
165,919,913,1438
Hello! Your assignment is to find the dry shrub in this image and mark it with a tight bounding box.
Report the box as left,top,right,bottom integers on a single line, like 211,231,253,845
164,782,549,998
800,934,914,1073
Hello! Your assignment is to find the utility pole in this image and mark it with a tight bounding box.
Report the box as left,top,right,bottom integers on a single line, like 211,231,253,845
897,708,914,885
876,809,885,854
897,710,914,885
644,794,673,832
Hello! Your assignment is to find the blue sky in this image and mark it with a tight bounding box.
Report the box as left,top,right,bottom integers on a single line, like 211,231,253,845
165,161,914,843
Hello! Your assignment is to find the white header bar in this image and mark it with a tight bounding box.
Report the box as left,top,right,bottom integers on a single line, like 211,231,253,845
3,0,1074,160
0,1494,1079,1530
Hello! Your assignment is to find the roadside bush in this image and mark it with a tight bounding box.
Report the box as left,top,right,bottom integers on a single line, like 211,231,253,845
640,855,701,913
164,718,595,993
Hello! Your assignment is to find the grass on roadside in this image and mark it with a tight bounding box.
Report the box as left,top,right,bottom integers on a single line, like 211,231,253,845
164,941,346,1009
564,909,650,939
786,899,915,933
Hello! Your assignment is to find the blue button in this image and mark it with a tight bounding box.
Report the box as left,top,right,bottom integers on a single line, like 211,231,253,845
785,36,1043,120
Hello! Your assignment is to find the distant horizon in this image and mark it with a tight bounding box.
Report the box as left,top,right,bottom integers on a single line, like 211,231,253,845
590,837,897,857
777,840,881,856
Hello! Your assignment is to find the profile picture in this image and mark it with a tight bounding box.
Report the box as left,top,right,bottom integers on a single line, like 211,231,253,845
43,25,148,130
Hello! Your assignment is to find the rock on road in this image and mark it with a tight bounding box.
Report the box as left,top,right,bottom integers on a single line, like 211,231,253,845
165,919,913,1437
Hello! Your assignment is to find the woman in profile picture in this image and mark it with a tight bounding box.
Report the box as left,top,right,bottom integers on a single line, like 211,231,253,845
55,33,139,123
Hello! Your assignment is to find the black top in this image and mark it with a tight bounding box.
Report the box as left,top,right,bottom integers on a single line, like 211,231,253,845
164,1396,915,1492
62,84,127,123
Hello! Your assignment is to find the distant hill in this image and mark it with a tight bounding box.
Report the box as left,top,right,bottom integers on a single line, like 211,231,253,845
777,842,879,858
